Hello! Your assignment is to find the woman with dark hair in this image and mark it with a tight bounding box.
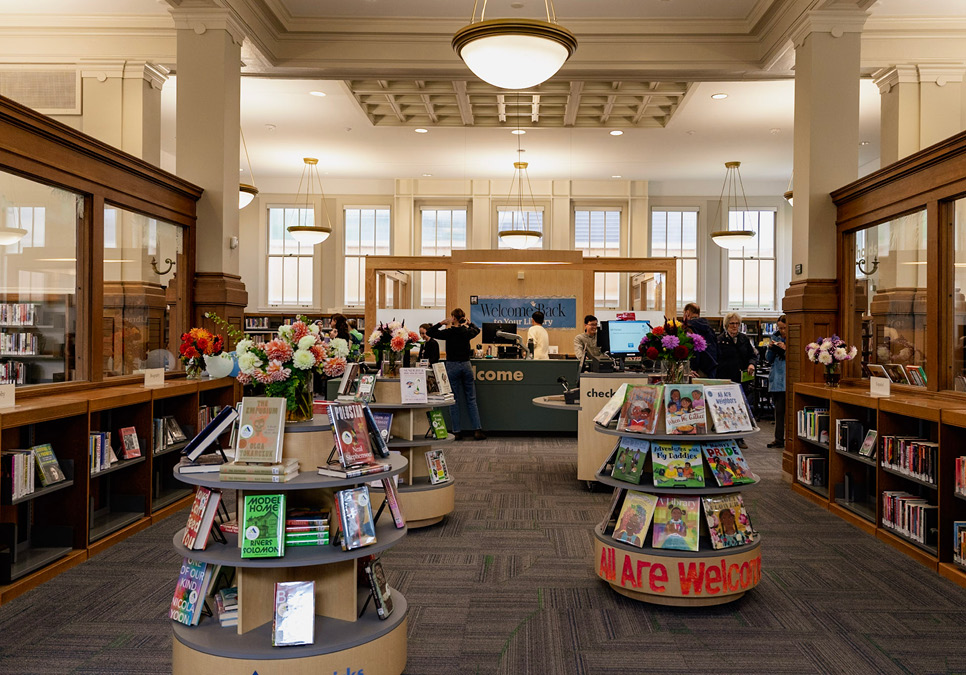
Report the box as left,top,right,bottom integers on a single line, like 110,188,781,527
418,323,440,364
427,308,485,440
330,313,362,351
765,315,788,448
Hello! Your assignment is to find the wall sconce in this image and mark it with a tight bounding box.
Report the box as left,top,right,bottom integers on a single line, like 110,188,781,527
856,257,879,276
150,257,175,275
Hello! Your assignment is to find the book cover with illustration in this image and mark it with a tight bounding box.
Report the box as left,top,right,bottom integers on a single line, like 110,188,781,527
664,384,707,434
119,427,141,459
702,440,755,486
329,402,376,468
364,557,395,619
182,486,212,549
169,557,212,626
336,486,378,550
272,580,315,646
399,367,428,404
651,441,705,488
701,493,758,549
610,438,649,484
616,384,664,434
858,430,878,458
425,449,450,484
31,443,65,486
362,405,391,459
703,384,754,433
234,397,286,464
432,362,452,396
611,491,658,548
371,412,394,443
427,409,448,440
241,492,286,558
651,495,701,551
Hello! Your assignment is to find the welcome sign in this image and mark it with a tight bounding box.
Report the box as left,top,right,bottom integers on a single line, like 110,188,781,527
470,297,577,329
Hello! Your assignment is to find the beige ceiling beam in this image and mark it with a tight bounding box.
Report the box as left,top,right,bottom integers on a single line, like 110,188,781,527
530,95,541,123
414,80,438,124
563,81,584,127
632,82,659,124
599,82,622,124
453,80,474,125
377,79,407,123
496,94,507,122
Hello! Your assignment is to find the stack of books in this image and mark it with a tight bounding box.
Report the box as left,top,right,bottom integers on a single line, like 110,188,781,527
285,509,329,547
219,456,299,483
215,587,238,627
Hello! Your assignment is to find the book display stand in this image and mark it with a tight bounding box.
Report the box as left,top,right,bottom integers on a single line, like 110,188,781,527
592,425,763,606
171,415,410,674
366,379,456,529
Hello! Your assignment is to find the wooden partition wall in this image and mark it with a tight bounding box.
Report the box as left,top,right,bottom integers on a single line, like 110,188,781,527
363,250,677,354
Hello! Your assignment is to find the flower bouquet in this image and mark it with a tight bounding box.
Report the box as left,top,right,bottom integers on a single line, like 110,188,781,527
367,320,420,376
180,327,224,379
806,335,857,387
638,319,708,384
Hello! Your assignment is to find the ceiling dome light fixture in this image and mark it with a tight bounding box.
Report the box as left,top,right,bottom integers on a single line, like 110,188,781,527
238,126,258,209
710,161,757,250
783,172,793,206
286,157,333,246
0,206,28,246
452,0,577,90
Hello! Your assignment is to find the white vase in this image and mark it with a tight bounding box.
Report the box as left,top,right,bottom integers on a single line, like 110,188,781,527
203,353,234,379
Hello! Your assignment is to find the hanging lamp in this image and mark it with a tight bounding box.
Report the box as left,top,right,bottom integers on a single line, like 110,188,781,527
286,158,333,246
238,126,258,209
498,154,542,249
710,161,757,250
783,172,793,207
452,0,577,90
0,205,29,246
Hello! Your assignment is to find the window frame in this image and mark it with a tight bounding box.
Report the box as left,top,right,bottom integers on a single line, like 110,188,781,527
574,205,625,309
649,206,700,311
265,204,317,309
343,205,392,309
724,207,778,312
417,204,468,308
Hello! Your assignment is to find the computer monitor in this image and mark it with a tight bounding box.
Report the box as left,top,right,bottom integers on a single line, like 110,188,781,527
482,322,517,345
606,320,652,355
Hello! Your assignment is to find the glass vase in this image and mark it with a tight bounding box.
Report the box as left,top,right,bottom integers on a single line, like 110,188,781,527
384,350,402,378
286,376,314,423
184,357,204,380
823,363,841,388
661,359,691,384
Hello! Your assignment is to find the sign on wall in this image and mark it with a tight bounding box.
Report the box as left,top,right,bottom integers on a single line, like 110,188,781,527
469,297,577,329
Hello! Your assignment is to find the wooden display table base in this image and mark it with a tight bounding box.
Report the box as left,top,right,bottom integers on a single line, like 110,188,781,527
382,480,455,530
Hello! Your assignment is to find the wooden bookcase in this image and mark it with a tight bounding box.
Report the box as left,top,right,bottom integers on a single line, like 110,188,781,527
243,312,365,340
0,377,239,605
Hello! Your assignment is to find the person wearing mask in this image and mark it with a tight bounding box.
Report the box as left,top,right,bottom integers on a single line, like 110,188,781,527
765,316,787,448
417,323,440,365
427,308,485,440
573,314,602,364
682,302,718,377
717,311,757,448
527,311,550,360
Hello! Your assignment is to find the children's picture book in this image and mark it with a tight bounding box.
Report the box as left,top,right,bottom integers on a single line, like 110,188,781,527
611,491,658,548
30,442,65,486
272,580,315,646
598,486,624,532
119,427,141,460
427,409,448,440
336,486,378,550
357,374,377,403
664,384,707,434
234,397,286,464
371,412,394,443
329,402,376,468
616,384,664,434
702,493,758,549
241,493,286,558
651,441,705,488
858,429,878,458
651,495,700,551
610,438,649,484
425,449,450,484
703,384,754,433
399,367,428,404
432,362,452,396
364,557,395,619
169,557,214,626
702,440,755,486
593,383,628,427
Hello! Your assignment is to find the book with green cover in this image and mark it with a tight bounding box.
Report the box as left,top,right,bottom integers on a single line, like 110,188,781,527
610,438,648,484
241,493,286,558
651,441,705,488
31,443,65,486
427,409,447,440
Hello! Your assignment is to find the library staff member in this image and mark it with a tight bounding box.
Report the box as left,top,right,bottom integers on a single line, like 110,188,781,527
427,309,486,441
573,314,602,363
527,311,550,360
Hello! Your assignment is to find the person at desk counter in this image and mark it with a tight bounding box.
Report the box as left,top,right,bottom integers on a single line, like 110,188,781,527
573,314,602,363
717,311,758,448
527,311,550,360
427,308,486,441
682,303,718,377
418,323,440,364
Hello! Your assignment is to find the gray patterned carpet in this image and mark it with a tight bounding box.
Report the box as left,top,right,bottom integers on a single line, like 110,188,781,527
1,423,965,674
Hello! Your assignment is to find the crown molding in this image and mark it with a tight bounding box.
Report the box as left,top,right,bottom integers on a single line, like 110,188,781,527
872,65,917,93
790,8,870,48
917,64,966,86
169,7,247,47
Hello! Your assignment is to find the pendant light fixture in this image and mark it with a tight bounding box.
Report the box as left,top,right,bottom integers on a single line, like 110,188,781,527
238,126,258,209
710,161,757,250
0,205,29,246
286,157,333,246
452,0,577,90
498,111,542,250
783,172,793,207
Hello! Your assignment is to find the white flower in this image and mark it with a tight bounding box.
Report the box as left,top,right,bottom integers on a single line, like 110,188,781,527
329,337,349,358
388,321,401,331
834,347,847,360
806,342,819,352
368,329,382,346
818,351,833,365
298,335,317,351
237,351,262,374
292,348,316,370
235,339,253,355
309,323,320,335
806,349,816,362
278,324,294,339
392,327,407,339
849,346,857,358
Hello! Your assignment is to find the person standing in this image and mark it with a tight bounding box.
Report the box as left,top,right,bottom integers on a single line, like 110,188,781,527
573,314,602,364
427,308,485,440
717,312,757,448
417,323,440,364
765,316,787,448
682,303,718,377
347,319,364,345
527,311,550,360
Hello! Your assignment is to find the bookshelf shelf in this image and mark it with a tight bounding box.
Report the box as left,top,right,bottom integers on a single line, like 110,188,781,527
90,455,146,478
880,465,938,490
795,480,829,499
152,487,193,511
593,426,762,442
797,436,829,451
594,523,762,560
154,440,189,457
955,492,966,503
834,448,877,468
89,509,144,543
3,544,74,583
386,433,455,448
176,454,406,491
879,523,939,558
594,471,760,495
833,499,876,524
5,477,73,506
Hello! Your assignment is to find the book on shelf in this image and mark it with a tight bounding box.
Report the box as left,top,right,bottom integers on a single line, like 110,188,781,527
426,409,448,440
2,449,35,499
599,486,624,532
182,405,238,461
364,557,395,619
399,367,428,404
796,454,827,487
702,493,758,549
904,364,926,387
178,454,227,474
215,586,238,627
241,493,286,558
220,469,299,483
285,536,330,547
610,438,648,484
362,405,391,459
220,457,299,476
651,495,700,552
317,461,390,479
611,491,658,548
884,363,909,385
31,442,65,486
356,373,377,403
858,430,878,458
118,427,141,460
381,476,406,528
169,557,215,626
425,449,450,484
88,431,114,473
432,362,452,396
335,486,378,551
702,440,755,486
272,580,315,646
703,384,754,433
234,397,286,464
219,519,239,535
664,384,707,434
651,441,705,488
882,490,937,545
371,411,394,443
337,362,362,398
880,435,937,484
329,402,376,468
953,521,966,565
286,507,329,527
182,486,222,550
834,419,864,453
593,383,628,427
615,384,663,434
797,406,830,444
165,417,188,444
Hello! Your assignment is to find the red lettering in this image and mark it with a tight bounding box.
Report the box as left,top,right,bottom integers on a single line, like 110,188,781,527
621,555,637,587
677,561,706,595
635,560,651,588
728,564,741,592
740,561,750,588
599,546,616,581
649,563,668,592
705,565,722,594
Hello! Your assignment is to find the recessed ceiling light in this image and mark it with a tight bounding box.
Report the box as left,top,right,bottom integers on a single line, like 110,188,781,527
511,129,526,135
609,130,623,136
860,141,870,146
415,128,429,133
611,175,622,179
711,93,728,100
309,91,326,97
422,173,433,177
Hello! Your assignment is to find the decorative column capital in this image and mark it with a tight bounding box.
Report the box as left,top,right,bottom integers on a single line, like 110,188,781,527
790,9,870,49
170,6,246,47
872,65,918,94
917,64,966,87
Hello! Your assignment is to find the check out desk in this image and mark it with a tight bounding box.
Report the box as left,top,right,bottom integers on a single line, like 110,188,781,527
576,373,652,484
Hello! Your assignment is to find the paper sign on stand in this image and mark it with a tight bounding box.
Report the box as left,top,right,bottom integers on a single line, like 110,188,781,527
870,376,890,398
144,368,165,388
0,384,15,409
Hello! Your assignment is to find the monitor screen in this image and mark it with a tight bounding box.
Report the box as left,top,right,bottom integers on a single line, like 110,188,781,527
482,322,517,344
606,320,651,355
